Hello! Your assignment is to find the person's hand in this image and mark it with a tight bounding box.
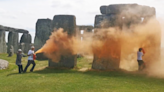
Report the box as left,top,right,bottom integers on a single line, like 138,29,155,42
142,48,145,54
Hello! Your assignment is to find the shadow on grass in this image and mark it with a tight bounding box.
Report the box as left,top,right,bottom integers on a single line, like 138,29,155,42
7,72,32,76
6,67,153,80
33,67,146,78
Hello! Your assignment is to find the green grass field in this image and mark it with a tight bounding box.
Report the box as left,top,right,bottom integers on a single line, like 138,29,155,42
0,53,164,92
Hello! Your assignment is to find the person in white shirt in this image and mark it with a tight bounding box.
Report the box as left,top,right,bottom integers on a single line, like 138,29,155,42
24,46,36,72
137,48,146,70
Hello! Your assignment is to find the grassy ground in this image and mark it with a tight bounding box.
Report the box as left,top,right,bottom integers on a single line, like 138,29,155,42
0,54,164,92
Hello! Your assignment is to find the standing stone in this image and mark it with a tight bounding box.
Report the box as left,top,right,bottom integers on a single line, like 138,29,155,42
100,6,107,14
49,15,77,68
20,33,32,53
7,32,18,53
0,30,7,53
34,19,52,60
94,15,105,28
8,45,14,57
20,33,31,43
34,19,52,51
92,36,121,70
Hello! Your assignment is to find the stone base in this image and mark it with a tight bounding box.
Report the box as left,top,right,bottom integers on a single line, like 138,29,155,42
36,53,48,60
92,55,120,70
49,55,77,68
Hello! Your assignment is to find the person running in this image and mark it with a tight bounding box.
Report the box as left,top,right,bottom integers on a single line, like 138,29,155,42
16,49,26,73
137,48,146,70
24,46,36,72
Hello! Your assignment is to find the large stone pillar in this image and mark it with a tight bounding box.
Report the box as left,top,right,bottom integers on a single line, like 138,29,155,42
20,33,32,53
34,19,52,60
92,37,121,70
34,19,52,51
7,32,18,53
0,30,7,53
49,15,77,68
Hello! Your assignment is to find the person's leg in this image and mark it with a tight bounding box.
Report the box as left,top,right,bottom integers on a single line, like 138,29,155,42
30,60,36,72
23,61,31,72
137,60,142,70
141,60,146,70
20,65,23,73
18,65,21,73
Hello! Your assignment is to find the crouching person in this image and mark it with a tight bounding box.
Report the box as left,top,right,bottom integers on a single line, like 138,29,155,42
16,49,26,73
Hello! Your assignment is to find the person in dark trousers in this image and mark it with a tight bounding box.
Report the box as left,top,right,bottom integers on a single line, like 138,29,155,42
24,46,36,72
16,49,26,73
137,48,146,70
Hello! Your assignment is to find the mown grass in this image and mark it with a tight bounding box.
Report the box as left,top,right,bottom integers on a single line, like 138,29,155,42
0,53,164,92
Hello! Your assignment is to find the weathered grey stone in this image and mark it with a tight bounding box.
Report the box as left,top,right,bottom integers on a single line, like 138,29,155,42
0,59,9,70
106,4,155,17
20,33,32,53
51,15,76,36
100,6,107,14
0,31,7,53
34,19,52,51
0,25,28,33
34,19,52,60
8,45,14,57
20,33,31,43
106,4,138,14
94,14,120,28
7,32,18,53
19,43,25,53
49,15,77,68
19,43,32,54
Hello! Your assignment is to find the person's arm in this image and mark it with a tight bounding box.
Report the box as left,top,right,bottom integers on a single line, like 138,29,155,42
142,48,145,54
22,53,27,57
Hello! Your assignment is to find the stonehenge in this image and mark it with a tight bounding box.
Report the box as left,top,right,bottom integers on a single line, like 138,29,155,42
0,3,161,71
92,4,160,70
0,25,29,33
0,25,31,54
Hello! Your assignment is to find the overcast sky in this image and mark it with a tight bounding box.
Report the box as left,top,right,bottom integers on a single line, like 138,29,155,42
0,0,164,43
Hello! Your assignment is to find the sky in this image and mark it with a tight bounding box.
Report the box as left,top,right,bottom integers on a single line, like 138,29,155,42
0,0,164,43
